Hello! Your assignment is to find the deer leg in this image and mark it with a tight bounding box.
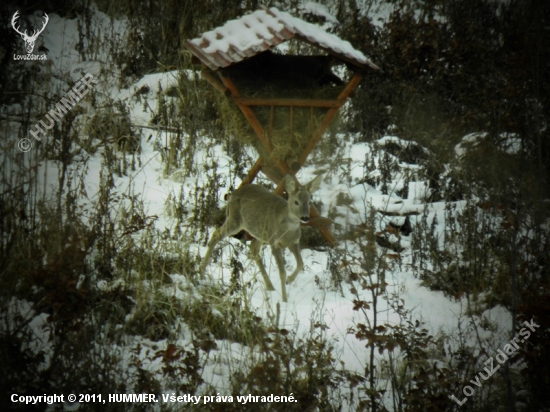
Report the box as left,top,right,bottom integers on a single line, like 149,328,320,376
199,218,239,276
199,228,223,276
271,246,288,302
286,243,304,284
249,239,275,291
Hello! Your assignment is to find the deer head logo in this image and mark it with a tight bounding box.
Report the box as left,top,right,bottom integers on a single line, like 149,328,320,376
11,11,49,54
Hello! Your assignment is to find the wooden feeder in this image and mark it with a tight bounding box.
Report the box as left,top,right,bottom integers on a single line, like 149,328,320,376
184,7,380,246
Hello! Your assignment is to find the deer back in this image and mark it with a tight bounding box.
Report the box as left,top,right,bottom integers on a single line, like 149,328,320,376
226,175,322,247
227,185,295,245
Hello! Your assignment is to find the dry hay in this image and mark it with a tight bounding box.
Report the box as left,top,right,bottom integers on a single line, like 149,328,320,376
216,53,344,170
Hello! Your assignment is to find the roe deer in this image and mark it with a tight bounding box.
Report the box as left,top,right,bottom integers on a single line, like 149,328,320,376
199,175,322,302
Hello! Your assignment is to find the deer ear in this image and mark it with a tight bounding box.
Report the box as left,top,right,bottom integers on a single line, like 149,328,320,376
306,175,323,194
283,175,296,194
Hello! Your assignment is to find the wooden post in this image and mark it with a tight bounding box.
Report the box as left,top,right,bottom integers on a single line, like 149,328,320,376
201,67,230,96
219,75,272,152
219,75,289,175
298,72,362,166
239,157,262,187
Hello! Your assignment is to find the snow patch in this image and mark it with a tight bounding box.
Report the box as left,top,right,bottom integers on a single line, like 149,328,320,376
498,132,522,155
454,132,488,157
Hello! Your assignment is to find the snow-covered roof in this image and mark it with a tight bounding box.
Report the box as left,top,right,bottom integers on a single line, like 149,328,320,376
184,7,379,72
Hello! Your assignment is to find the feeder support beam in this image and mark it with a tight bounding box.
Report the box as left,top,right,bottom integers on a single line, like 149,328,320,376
298,71,362,166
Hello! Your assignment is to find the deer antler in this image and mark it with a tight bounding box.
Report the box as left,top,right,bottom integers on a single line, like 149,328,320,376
11,11,28,38
11,11,49,41
31,13,49,40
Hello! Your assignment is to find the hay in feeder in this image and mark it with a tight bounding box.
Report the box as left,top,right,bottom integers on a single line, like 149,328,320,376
217,52,344,170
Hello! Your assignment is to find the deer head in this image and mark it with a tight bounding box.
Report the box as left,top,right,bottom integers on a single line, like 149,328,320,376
12,11,49,54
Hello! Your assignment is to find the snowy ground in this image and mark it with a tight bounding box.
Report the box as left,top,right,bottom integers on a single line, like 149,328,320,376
3,4,518,411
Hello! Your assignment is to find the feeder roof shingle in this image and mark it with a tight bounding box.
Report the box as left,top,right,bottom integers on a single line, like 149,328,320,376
185,7,379,72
